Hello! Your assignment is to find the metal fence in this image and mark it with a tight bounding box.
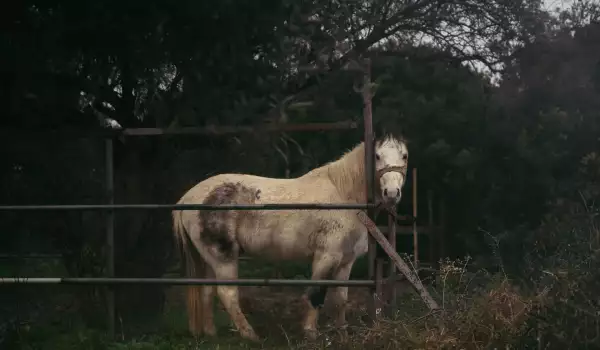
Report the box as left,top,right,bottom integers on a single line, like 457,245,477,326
0,203,375,211
0,59,404,337
0,277,376,287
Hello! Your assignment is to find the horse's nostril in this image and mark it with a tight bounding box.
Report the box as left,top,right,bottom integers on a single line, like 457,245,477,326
397,188,400,197
383,189,388,197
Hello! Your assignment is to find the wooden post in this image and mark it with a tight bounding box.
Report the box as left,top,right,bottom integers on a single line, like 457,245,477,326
361,58,381,321
105,138,115,338
412,168,418,268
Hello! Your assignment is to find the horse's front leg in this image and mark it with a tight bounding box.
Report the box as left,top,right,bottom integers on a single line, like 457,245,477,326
303,253,340,340
331,259,355,329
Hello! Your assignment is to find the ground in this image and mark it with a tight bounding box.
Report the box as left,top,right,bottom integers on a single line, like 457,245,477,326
2,256,538,349
163,284,374,345
1,257,423,350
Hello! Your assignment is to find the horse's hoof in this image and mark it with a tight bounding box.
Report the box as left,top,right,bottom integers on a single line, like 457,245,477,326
203,325,217,337
241,330,260,342
303,328,318,341
336,326,349,341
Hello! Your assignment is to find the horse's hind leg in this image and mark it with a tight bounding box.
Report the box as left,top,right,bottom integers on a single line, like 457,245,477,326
302,253,341,340
213,258,259,341
189,235,258,341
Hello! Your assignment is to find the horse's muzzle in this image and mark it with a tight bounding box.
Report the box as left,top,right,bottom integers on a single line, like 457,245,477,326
383,187,401,201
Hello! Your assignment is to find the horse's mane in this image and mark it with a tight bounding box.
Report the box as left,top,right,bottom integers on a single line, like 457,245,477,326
302,142,367,203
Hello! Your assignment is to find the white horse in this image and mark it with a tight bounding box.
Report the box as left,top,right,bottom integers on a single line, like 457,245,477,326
172,133,408,341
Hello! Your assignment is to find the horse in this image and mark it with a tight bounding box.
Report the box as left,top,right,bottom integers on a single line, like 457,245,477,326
172,133,409,341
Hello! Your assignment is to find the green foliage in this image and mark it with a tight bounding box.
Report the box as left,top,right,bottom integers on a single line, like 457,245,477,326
15,327,108,350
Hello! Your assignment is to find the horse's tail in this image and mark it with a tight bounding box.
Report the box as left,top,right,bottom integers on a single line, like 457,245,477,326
172,206,206,336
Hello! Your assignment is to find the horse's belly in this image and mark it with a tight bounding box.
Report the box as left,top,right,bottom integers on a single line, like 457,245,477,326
237,225,312,261
353,230,369,257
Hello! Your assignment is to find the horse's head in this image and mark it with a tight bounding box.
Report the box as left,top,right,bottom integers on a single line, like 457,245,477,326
374,134,408,206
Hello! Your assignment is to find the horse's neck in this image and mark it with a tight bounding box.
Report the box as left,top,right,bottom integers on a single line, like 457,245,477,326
312,143,367,203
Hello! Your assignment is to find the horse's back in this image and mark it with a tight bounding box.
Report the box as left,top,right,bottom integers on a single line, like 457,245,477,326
179,172,337,204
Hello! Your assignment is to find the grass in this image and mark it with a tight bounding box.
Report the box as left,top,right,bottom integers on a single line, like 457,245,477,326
1,256,533,350
4,247,599,349
0,256,379,349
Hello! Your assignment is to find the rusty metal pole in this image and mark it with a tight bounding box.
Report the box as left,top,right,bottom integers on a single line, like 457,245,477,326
0,277,378,286
439,199,446,263
0,203,376,211
412,168,418,268
362,58,380,322
105,138,115,338
386,205,397,316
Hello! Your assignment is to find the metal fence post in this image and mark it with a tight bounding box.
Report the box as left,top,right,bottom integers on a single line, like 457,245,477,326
105,138,115,338
386,205,397,316
362,58,381,321
412,168,418,268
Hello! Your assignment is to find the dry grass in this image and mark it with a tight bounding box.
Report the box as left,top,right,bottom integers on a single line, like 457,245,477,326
290,260,535,350
10,256,597,349
157,259,538,350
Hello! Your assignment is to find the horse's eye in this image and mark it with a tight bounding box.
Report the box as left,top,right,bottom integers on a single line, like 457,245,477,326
375,154,380,160
403,154,408,160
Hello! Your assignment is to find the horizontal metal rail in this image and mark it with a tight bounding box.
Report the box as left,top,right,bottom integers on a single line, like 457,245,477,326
0,203,376,211
0,121,358,138
121,121,358,136
0,254,62,259
0,277,375,287
377,225,436,234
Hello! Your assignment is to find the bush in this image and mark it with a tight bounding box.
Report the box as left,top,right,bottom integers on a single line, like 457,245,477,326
294,261,533,350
